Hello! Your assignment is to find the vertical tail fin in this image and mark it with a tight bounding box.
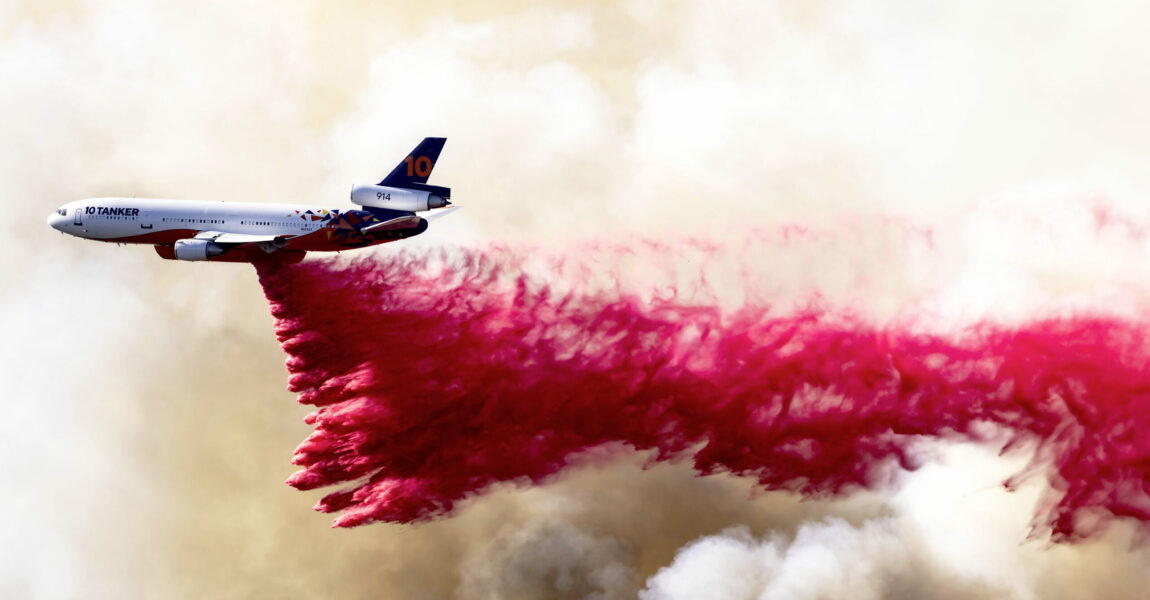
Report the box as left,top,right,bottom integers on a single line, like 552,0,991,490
379,137,447,187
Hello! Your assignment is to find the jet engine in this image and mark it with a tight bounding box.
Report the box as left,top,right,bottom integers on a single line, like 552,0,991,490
173,239,224,261
350,184,450,212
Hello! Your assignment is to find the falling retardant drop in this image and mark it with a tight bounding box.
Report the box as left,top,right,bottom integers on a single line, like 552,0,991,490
255,246,1150,541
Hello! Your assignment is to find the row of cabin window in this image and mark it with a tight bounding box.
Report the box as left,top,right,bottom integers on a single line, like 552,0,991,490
156,217,317,228
238,221,319,228
162,217,225,224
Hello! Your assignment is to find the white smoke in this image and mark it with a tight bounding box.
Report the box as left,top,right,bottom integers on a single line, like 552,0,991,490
7,0,1150,598
640,443,1150,600
642,520,936,600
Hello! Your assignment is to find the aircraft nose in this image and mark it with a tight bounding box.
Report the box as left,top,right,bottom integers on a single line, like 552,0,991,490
47,210,66,231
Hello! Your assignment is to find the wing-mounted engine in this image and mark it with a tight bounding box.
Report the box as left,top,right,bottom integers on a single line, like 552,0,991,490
173,238,223,261
350,184,450,212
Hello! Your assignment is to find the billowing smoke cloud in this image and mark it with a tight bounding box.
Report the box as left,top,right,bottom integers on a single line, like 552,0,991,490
11,0,1150,598
642,520,977,599
256,237,1150,542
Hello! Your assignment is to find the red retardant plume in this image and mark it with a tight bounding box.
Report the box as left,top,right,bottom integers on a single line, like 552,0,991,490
256,249,1150,541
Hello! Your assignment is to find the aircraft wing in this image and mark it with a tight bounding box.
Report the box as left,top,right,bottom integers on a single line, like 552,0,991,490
157,230,301,262
194,231,284,245
193,230,289,252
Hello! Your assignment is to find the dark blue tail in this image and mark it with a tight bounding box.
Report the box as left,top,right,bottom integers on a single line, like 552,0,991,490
379,137,447,187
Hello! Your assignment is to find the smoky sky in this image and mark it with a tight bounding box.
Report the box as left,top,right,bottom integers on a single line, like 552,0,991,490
7,1,1150,598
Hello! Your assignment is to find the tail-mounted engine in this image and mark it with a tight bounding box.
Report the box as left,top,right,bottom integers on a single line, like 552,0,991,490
350,184,450,212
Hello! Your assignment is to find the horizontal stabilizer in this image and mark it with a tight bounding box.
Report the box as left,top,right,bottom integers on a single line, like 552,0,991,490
361,216,424,234
424,206,461,222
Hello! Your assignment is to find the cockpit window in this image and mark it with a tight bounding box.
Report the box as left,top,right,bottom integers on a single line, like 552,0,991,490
56,208,66,216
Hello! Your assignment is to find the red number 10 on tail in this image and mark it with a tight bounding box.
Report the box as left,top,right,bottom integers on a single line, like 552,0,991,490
404,156,433,177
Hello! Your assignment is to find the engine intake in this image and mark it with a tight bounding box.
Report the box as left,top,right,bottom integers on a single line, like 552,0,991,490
350,184,450,212
174,239,224,261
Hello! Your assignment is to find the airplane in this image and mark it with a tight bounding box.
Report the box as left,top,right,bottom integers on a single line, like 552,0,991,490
47,137,456,263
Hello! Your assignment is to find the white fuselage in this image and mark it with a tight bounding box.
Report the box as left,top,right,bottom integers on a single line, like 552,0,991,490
47,138,454,263
47,197,341,241
46,196,428,262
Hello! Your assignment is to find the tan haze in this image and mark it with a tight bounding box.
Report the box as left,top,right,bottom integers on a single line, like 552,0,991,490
5,0,1150,598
